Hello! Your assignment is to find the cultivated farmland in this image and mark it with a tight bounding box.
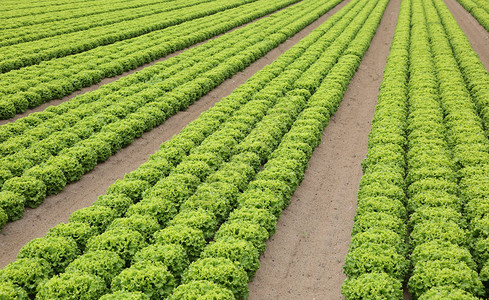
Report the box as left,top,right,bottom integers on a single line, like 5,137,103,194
0,0,488,298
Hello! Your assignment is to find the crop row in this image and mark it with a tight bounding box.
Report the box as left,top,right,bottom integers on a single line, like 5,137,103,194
0,0,216,47
342,0,489,298
0,0,343,229
0,0,389,297
432,0,489,294
0,0,169,28
439,0,489,142
0,0,300,118
0,0,260,74
457,0,489,31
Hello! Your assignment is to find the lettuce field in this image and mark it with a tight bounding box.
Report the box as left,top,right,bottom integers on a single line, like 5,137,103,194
0,0,488,298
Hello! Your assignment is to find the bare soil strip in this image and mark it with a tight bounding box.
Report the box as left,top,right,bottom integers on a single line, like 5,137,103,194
0,0,300,126
0,0,350,269
444,0,489,69
247,0,400,298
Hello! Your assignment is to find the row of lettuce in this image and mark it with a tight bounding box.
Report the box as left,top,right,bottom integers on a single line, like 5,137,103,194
457,0,489,32
342,0,489,298
0,0,389,298
0,0,303,119
0,0,216,47
0,0,343,230
0,0,166,20
0,0,261,73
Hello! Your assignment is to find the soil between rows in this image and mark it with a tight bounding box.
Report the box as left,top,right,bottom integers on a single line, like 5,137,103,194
0,0,350,269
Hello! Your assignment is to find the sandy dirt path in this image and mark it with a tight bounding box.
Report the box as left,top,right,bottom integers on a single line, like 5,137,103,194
444,0,489,69
247,0,400,298
0,0,350,269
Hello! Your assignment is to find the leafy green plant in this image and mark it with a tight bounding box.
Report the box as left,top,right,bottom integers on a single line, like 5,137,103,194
45,155,84,183
36,272,106,300
106,179,151,203
69,206,116,233
153,225,206,261
341,272,403,300
65,250,124,286
0,191,24,221
144,174,200,205
418,287,479,300
107,215,160,242
214,220,268,254
410,240,477,271
100,291,149,300
355,196,406,221
228,207,277,237
86,229,147,263
0,281,29,299
2,176,46,208
409,219,467,247
46,222,97,251
59,146,98,173
182,258,248,300
126,197,177,226
168,280,234,300
23,164,66,195
94,194,133,218
18,236,79,273
110,261,175,300
168,209,218,241
344,243,408,281
133,244,189,280
201,237,260,279
351,212,406,237
408,260,484,298
237,188,284,218
0,258,53,296
349,228,406,257
0,208,7,228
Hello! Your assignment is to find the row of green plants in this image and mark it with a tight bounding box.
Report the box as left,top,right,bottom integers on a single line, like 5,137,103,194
0,0,300,118
0,0,162,19
406,0,483,297
0,0,343,230
0,0,171,29
342,0,489,298
456,0,489,31
0,0,260,74
0,0,389,297
0,0,216,47
0,0,172,29
429,0,489,295
437,0,489,145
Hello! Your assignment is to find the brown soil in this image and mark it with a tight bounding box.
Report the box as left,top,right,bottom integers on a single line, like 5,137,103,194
0,0,350,269
247,0,400,298
444,0,489,69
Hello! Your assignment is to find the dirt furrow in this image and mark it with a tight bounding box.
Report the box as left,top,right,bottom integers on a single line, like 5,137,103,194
247,0,400,298
0,0,350,269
